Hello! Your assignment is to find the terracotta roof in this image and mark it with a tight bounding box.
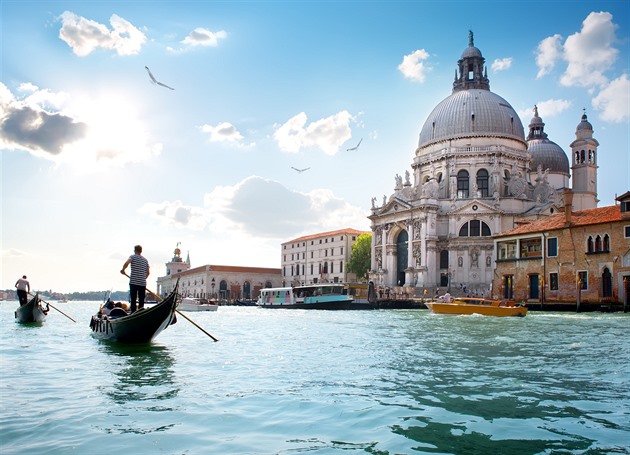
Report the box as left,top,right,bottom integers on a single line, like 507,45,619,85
495,204,622,237
285,228,370,244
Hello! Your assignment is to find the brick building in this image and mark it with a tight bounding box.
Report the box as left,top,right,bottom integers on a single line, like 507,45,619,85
492,191,630,305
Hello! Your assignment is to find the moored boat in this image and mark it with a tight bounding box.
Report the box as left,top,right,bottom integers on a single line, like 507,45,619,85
425,297,527,317
89,282,179,343
15,294,48,323
257,284,353,310
179,297,218,312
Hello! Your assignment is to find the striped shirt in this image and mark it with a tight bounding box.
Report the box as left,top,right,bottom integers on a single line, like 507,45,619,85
128,254,149,286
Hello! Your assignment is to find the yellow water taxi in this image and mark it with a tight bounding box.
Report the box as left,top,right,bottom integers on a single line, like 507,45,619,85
425,297,527,317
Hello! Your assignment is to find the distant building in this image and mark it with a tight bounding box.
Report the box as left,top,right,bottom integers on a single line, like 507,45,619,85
492,191,630,304
156,244,282,301
368,31,599,293
281,228,370,285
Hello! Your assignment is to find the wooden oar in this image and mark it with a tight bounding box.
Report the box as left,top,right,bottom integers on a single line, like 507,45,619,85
29,293,76,323
122,273,219,342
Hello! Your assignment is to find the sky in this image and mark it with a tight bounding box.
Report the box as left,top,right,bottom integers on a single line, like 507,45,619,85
1,1,628,293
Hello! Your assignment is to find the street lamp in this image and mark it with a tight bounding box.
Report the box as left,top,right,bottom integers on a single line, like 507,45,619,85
211,278,215,299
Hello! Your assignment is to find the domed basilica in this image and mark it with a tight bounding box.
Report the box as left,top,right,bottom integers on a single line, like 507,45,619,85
368,31,599,294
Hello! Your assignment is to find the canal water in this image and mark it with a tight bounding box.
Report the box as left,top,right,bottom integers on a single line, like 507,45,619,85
1,302,628,454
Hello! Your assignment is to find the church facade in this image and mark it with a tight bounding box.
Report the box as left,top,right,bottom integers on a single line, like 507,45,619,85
368,32,598,295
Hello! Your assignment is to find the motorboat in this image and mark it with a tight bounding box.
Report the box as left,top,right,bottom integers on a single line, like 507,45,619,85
179,297,218,312
425,297,527,317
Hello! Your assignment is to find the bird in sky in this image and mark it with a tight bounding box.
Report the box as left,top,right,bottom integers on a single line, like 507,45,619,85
346,138,363,151
291,167,310,173
145,66,175,90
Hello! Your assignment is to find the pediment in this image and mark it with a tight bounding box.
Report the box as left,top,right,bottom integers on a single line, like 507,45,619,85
378,197,412,216
450,199,497,216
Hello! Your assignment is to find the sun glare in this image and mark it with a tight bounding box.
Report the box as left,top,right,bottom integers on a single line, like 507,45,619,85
62,91,161,169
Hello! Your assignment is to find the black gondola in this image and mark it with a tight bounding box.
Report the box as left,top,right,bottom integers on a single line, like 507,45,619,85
15,294,47,323
89,281,179,343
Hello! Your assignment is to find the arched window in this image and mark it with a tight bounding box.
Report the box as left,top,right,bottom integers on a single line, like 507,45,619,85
603,234,610,251
459,220,491,237
587,236,594,253
457,170,469,198
595,235,602,252
476,169,489,197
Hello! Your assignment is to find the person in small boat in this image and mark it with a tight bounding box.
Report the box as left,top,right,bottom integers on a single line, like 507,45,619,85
121,244,150,313
102,300,115,316
443,292,452,303
15,275,30,306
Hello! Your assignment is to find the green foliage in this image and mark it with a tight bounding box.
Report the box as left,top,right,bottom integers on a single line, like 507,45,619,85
347,233,372,280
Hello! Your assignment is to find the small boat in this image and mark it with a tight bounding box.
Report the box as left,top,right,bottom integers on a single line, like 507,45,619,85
178,297,218,312
257,284,353,310
425,297,527,317
235,299,257,306
15,294,48,323
89,282,179,343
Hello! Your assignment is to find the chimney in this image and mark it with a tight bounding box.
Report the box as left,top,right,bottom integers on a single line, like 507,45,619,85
564,189,574,225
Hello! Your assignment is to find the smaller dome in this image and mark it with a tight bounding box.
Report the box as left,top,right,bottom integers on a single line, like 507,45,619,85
461,45,482,59
529,140,570,174
576,112,593,131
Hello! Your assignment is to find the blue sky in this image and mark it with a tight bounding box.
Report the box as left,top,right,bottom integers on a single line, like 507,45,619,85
1,1,628,293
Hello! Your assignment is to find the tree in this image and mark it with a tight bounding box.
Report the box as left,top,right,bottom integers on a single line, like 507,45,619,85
347,233,372,281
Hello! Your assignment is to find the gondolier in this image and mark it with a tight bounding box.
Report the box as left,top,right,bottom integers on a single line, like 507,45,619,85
121,245,150,313
15,275,30,306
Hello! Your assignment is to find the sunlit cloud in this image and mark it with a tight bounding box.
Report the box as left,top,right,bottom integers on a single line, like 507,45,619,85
139,175,369,239
535,11,625,123
518,98,572,121
592,74,630,123
535,34,563,79
199,121,255,147
398,49,431,82
139,200,208,230
58,11,147,57
0,82,161,167
182,28,227,47
273,111,354,155
491,57,512,72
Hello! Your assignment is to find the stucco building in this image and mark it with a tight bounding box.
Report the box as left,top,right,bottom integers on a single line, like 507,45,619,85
281,228,369,286
368,31,599,294
492,191,630,304
156,244,282,301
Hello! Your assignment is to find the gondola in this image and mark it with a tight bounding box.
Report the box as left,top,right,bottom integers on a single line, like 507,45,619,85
89,281,180,343
15,294,48,323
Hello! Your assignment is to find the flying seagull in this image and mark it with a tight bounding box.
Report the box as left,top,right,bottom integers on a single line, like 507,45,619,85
291,167,310,173
346,137,363,151
145,66,175,90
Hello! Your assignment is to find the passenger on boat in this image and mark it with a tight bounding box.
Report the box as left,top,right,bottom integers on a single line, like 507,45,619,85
443,292,452,303
102,300,115,316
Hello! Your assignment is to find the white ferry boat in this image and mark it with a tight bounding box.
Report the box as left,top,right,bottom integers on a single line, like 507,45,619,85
257,284,353,310
178,297,218,312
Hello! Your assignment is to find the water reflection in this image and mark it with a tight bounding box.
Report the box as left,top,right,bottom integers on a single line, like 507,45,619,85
95,343,180,435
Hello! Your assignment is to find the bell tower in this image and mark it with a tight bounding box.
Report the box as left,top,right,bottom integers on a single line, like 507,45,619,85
165,242,191,276
570,110,598,210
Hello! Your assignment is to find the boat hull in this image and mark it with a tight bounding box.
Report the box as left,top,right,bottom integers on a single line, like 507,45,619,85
178,302,218,312
258,295,353,310
15,295,46,323
425,299,527,317
89,286,179,343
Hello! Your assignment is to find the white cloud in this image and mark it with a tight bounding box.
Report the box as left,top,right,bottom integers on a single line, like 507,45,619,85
181,28,227,47
398,49,431,82
535,34,563,79
518,99,572,124
139,200,208,230
491,57,512,72
273,111,354,155
139,175,369,240
560,11,618,88
592,74,630,123
199,122,246,144
58,11,147,57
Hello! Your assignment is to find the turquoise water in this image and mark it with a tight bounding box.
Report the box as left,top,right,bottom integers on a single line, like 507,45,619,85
0,302,628,455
